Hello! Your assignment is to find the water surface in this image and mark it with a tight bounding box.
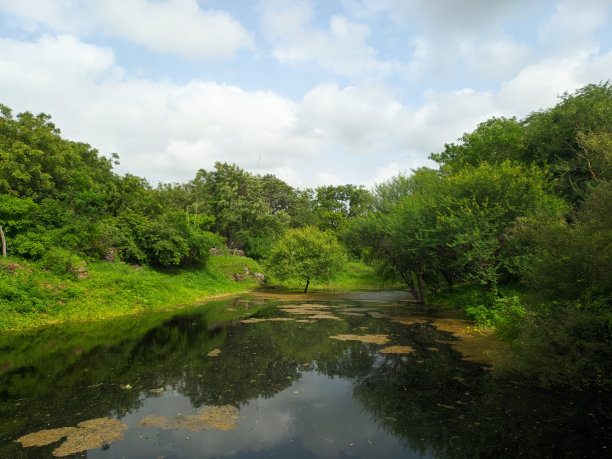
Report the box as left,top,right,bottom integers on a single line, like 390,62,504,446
1,292,609,457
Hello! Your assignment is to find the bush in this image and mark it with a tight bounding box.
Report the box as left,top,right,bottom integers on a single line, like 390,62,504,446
501,305,612,389
41,248,85,277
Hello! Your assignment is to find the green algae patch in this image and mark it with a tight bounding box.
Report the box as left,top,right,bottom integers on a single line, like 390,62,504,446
391,317,428,325
279,304,342,320
241,317,294,323
137,405,240,432
431,318,497,365
329,334,390,344
16,418,128,457
380,345,415,354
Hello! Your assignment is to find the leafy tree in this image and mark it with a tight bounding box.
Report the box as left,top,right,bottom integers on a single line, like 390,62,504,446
266,226,346,292
352,163,565,302
521,82,612,204
313,184,372,231
430,116,524,169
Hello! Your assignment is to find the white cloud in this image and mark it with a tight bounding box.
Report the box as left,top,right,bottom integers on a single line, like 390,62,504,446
315,172,343,186
342,0,538,83
259,0,398,77
1,18,610,190
499,50,612,113
0,35,316,184
342,0,523,31
538,0,610,56
97,0,254,60
465,38,534,80
298,83,403,153
0,0,253,60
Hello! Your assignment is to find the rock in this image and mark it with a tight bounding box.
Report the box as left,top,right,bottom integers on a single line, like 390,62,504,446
253,272,265,284
103,248,118,262
209,247,221,256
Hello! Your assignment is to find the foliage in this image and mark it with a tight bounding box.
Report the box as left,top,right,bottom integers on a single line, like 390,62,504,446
499,306,611,389
430,116,524,169
266,226,346,292
0,255,263,331
353,162,565,301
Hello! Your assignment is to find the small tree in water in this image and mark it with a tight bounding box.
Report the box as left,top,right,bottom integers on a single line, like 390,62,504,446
266,226,346,292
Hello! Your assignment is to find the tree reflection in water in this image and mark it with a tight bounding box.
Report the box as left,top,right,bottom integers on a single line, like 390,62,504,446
1,294,609,458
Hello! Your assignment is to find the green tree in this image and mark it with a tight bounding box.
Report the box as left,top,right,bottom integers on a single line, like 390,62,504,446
266,226,346,292
521,82,612,204
430,116,524,169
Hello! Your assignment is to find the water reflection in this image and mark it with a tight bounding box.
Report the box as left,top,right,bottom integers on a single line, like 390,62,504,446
1,293,609,458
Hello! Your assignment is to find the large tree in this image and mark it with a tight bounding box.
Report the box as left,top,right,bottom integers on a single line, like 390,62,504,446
266,226,346,292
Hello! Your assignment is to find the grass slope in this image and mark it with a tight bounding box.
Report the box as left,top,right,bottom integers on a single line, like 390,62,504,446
0,258,397,331
0,255,263,331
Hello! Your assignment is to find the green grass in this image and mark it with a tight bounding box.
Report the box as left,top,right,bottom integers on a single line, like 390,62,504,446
267,261,403,293
0,255,263,331
0,257,400,331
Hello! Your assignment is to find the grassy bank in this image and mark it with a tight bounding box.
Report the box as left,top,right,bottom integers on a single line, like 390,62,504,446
0,258,396,332
264,261,403,293
0,255,264,331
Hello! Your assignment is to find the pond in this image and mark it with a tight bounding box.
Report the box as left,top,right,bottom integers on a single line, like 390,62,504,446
0,291,610,458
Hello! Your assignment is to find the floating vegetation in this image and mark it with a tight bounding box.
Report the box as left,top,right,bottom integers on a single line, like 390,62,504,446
279,304,342,320
367,311,389,319
137,405,240,432
241,318,294,323
431,318,497,365
329,334,390,344
338,307,375,313
207,349,222,357
380,345,414,354
16,418,128,457
306,313,342,320
149,387,165,393
391,317,428,326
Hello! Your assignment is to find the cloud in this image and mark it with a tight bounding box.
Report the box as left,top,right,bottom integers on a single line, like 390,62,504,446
0,25,610,189
0,0,253,60
0,35,316,184
342,0,522,31
297,83,404,153
341,0,537,83
499,49,612,113
464,38,534,80
538,0,610,55
259,0,398,78
97,0,254,60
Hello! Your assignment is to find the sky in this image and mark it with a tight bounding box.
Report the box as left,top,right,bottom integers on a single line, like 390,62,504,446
0,0,610,189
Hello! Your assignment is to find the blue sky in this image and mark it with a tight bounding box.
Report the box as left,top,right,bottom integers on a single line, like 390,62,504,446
0,0,610,188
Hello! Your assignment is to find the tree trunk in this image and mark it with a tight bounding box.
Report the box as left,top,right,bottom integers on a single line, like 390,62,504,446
443,271,453,294
0,226,5,258
401,271,418,300
304,278,310,293
416,271,425,305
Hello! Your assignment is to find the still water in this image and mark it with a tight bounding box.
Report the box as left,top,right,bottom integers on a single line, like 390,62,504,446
1,292,610,458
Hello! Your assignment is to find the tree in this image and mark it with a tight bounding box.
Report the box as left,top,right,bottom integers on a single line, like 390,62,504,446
313,184,372,231
351,163,565,301
0,225,5,258
521,82,612,204
266,226,346,292
430,116,524,169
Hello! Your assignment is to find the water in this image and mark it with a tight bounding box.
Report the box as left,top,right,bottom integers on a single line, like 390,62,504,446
1,292,610,458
